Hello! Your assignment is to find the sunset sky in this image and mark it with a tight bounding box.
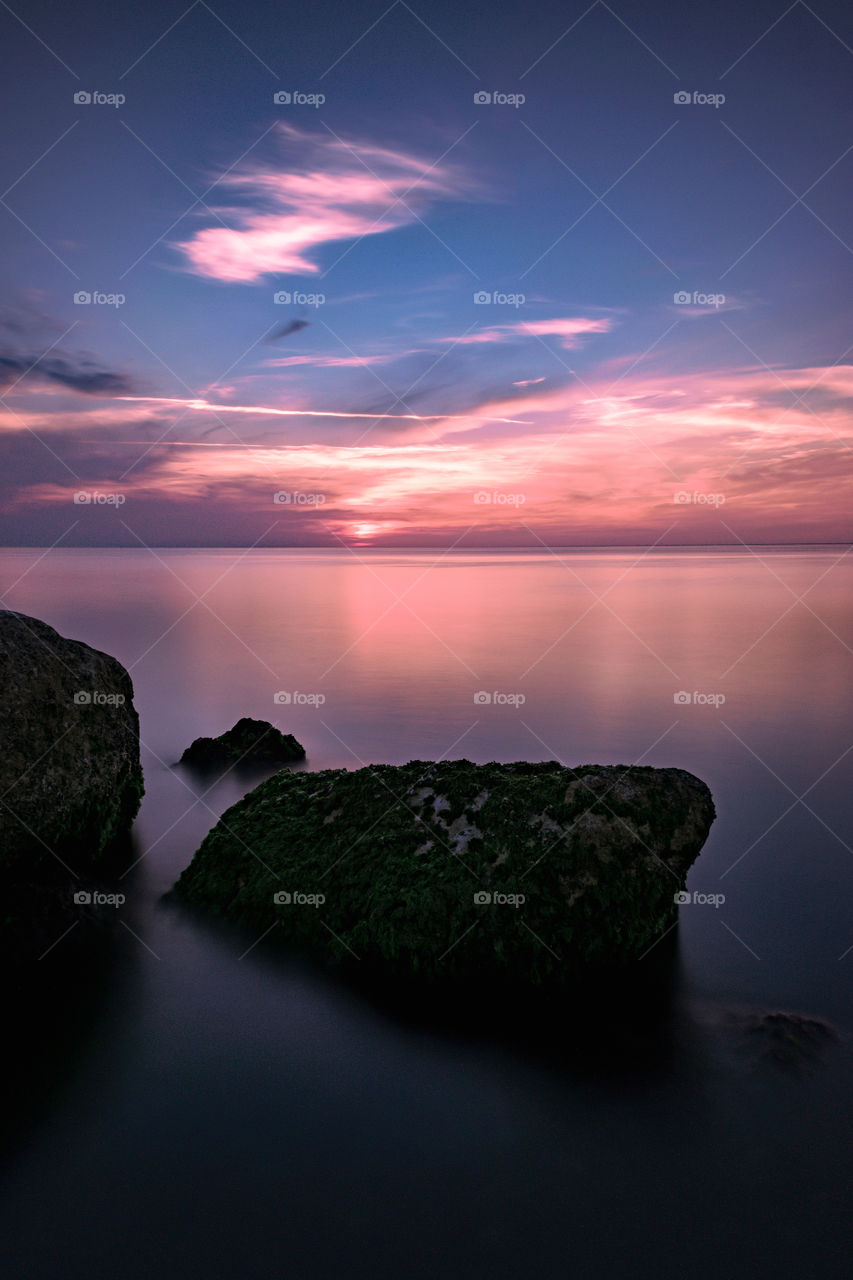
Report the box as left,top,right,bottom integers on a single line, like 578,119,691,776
1,0,852,545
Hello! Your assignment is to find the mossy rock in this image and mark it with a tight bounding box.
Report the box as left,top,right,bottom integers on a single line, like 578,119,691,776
172,759,715,985
0,610,144,870
179,717,305,769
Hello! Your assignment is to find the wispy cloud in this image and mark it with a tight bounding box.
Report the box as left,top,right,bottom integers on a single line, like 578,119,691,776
440,317,612,348
175,124,474,283
263,353,403,368
115,395,531,424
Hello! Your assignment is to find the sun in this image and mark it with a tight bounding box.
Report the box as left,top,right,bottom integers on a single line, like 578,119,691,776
351,521,381,541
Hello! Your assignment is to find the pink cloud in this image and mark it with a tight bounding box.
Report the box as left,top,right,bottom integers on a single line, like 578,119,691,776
4,355,852,546
175,125,473,283
442,317,612,348
263,353,400,368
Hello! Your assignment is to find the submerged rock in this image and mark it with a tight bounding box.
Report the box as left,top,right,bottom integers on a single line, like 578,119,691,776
733,1009,838,1070
0,610,144,869
179,717,305,770
172,759,715,984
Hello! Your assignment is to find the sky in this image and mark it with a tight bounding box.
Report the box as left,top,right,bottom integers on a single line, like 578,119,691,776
1,0,852,546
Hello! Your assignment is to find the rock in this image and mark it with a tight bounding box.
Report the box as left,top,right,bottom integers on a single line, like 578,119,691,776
732,1009,838,1070
0,611,144,869
171,759,715,984
179,717,305,770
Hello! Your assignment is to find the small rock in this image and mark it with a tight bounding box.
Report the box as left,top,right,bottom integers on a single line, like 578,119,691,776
742,1010,838,1069
179,717,305,770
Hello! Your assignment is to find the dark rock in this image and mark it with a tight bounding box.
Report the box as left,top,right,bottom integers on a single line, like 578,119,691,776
737,1010,838,1069
171,759,715,984
0,611,144,870
178,717,305,770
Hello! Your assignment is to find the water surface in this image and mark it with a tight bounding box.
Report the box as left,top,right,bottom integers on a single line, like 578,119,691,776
1,546,851,1278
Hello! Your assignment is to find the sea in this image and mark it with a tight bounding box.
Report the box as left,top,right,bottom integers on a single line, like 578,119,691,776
0,545,851,1278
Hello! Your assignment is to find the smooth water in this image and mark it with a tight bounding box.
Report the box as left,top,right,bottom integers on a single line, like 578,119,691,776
1,546,852,1278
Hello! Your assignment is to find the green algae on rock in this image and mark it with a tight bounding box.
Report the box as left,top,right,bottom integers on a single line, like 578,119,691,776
0,610,144,868
172,759,715,983
179,717,305,770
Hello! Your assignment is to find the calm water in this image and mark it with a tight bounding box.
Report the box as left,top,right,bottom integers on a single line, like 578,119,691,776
1,546,852,1278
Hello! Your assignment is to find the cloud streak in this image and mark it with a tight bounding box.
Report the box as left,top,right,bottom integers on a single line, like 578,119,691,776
440,317,612,348
115,395,532,424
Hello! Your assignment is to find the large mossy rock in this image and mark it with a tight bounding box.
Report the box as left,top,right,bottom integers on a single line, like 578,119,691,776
0,611,144,870
172,760,715,984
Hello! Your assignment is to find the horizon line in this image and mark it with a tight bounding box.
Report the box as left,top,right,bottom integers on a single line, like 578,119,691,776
2,541,850,551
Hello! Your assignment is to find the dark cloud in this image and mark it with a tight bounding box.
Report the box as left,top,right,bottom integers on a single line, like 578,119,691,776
0,445,350,547
267,319,311,342
0,301,134,396
0,423,165,499
0,352,133,396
